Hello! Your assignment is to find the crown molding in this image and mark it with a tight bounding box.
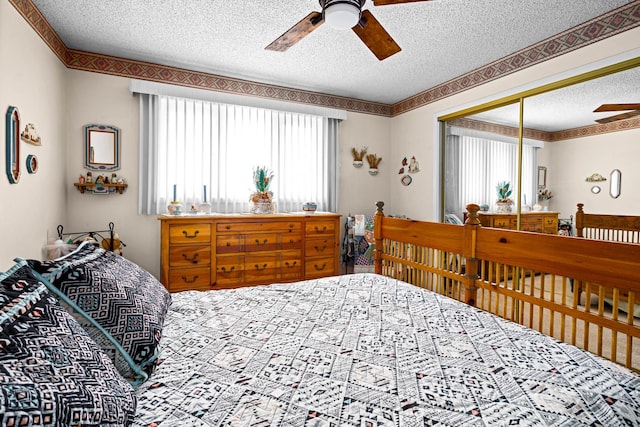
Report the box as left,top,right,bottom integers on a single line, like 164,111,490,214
9,0,640,127
450,116,640,143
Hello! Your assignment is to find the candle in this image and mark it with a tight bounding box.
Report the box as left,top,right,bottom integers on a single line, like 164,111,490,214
204,185,207,203
173,184,176,202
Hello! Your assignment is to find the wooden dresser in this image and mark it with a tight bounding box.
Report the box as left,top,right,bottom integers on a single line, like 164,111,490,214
478,211,559,234
159,213,341,292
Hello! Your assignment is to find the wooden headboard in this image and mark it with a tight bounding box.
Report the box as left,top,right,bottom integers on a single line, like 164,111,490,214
575,203,640,243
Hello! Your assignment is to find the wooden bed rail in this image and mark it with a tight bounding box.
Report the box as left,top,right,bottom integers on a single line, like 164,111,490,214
575,202,640,243
374,201,640,371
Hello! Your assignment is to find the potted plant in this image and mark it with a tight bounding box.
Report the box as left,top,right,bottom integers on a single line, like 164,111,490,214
250,166,275,214
496,181,514,213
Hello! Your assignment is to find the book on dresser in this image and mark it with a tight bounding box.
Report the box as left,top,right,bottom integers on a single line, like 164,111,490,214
158,212,341,292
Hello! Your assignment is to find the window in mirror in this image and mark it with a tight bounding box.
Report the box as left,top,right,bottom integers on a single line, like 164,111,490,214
84,124,120,171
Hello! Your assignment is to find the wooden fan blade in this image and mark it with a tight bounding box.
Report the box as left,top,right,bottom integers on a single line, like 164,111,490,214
265,11,324,52
373,0,432,5
593,103,640,112
595,110,640,124
352,10,401,61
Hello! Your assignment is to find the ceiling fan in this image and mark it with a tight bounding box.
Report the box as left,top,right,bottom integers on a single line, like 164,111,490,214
265,0,432,61
593,103,640,124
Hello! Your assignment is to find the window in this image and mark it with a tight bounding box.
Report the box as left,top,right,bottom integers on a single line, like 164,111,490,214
138,94,339,215
445,134,538,218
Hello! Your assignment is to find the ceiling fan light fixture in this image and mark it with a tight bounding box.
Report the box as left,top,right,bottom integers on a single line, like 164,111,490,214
324,0,362,30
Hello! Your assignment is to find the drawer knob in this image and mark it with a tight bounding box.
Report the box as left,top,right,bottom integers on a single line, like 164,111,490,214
220,266,235,273
285,261,297,268
314,244,327,253
181,274,199,283
314,226,327,233
254,263,268,271
226,225,231,230
182,253,200,263
182,230,200,239
255,238,268,246
226,242,231,246
314,263,327,271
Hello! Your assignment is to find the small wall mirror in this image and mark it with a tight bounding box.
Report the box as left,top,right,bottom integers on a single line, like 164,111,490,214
6,106,21,184
537,166,547,189
84,124,120,171
610,169,621,199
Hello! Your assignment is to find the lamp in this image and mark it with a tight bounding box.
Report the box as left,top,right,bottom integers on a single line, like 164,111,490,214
323,0,362,30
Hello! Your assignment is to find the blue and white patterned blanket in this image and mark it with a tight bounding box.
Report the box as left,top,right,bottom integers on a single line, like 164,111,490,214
133,274,640,426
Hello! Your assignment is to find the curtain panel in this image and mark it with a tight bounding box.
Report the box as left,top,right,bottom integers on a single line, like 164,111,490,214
138,94,339,215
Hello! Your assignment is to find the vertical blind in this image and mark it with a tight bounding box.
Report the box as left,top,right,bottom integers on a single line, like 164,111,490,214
445,135,537,218
139,94,339,215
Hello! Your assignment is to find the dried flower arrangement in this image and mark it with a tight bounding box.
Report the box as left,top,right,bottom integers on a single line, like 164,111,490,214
351,147,367,162
366,154,382,169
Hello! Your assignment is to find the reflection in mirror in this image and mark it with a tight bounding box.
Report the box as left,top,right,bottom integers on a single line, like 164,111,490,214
444,102,523,221
610,169,621,199
84,124,120,171
537,166,547,189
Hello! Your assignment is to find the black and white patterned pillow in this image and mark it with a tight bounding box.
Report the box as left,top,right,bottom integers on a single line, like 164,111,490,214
26,242,172,386
0,259,137,426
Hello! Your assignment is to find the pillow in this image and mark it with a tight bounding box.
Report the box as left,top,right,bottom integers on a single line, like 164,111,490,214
25,241,172,386
0,259,136,426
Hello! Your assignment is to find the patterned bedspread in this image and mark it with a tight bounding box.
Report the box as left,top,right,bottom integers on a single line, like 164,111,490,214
133,274,640,426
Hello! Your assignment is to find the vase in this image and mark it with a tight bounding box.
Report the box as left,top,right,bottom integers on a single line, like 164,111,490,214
495,201,512,213
250,199,275,214
167,201,182,215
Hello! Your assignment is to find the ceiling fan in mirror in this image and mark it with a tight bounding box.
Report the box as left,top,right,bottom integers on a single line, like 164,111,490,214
593,103,640,124
265,0,432,61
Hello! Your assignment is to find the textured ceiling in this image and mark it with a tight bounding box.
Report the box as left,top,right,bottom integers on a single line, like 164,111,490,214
32,0,633,107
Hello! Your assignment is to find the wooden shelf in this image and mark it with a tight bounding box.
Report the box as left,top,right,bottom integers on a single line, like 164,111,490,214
74,182,128,194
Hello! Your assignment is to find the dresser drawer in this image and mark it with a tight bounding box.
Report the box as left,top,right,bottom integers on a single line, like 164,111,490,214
305,237,335,257
245,254,278,283
305,256,336,278
305,221,336,236
169,245,211,267
168,267,211,292
244,233,279,252
217,222,301,233
492,218,511,228
169,223,211,244
280,250,302,281
217,235,243,253
281,232,303,250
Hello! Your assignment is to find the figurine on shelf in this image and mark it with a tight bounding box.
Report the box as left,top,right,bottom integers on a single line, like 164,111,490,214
86,171,93,183
78,175,85,184
95,175,105,190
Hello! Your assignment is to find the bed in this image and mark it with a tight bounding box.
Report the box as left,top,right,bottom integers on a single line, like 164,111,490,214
1,203,639,426
574,203,640,315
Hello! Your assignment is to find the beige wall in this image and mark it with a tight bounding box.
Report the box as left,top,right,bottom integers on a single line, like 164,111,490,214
63,74,394,277
3,3,639,277
539,128,640,220
0,3,67,269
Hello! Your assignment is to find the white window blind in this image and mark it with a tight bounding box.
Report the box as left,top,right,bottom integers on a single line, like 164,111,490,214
445,134,537,218
138,94,339,215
